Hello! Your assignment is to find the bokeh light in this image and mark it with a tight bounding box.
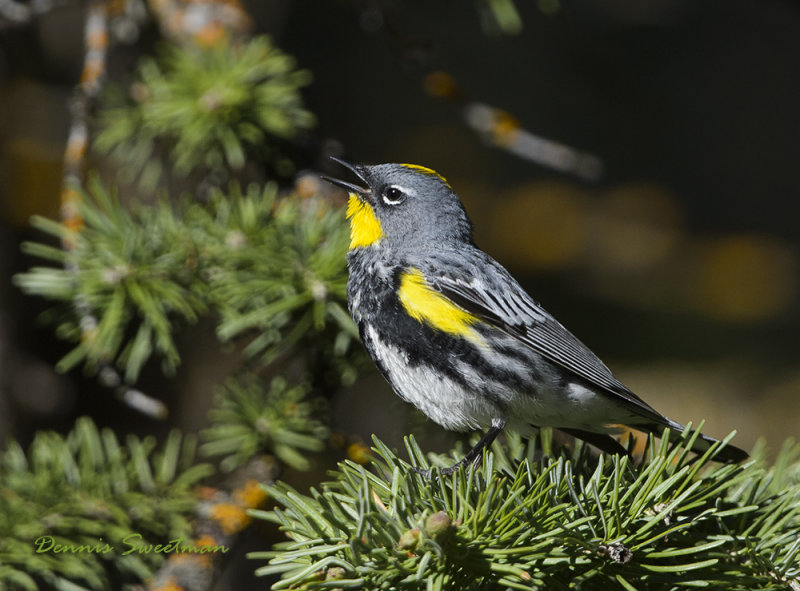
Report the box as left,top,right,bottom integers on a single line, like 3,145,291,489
489,181,589,269
590,183,683,273
694,235,797,322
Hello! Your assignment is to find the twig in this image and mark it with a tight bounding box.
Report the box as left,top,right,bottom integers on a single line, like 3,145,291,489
147,457,279,591
424,71,604,181
62,0,167,418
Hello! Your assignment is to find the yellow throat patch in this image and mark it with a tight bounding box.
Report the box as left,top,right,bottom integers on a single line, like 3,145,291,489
346,193,383,249
397,268,484,345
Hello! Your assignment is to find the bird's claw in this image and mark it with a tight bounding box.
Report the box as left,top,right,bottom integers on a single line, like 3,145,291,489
412,455,478,480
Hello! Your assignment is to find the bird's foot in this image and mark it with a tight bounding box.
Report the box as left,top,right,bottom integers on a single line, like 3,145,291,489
411,419,506,480
412,454,479,479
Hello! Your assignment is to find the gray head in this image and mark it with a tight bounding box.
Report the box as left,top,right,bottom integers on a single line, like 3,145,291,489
322,159,474,251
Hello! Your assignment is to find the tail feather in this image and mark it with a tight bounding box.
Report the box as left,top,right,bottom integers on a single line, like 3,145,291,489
558,422,749,463
643,419,749,463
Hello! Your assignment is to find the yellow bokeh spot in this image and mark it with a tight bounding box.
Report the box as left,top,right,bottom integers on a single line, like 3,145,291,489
489,110,521,147
210,502,250,533
194,534,219,549
151,576,185,591
347,441,373,465
193,24,227,48
423,71,460,100
696,235,796,322
592,184,682,271
170,534,218,567
233,479,268,509
489,181,588,269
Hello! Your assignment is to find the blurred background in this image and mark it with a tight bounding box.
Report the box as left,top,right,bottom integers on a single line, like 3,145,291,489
1,0,799,464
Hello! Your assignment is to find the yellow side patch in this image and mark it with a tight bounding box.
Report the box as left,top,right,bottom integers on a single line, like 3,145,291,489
398,268,484,345
400,163,452,188
346,194,383,249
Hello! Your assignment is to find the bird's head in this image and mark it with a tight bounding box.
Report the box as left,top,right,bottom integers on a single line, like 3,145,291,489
323,159,474,251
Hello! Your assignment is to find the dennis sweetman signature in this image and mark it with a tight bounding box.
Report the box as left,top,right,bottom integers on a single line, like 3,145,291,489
33,534,230,555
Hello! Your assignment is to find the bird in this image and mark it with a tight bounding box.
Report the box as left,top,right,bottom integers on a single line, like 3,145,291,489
321,158,749,474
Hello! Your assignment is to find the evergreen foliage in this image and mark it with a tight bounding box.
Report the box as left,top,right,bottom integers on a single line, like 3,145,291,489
0,418,212,591
253,430,800,590
14,177,358,384
201,376,329,472
94,35,315,188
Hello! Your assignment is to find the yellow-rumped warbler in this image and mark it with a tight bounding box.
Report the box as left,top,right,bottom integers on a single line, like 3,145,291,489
323,158,748,473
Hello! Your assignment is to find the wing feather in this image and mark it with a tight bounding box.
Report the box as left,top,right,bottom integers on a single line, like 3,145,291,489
426,261,660,417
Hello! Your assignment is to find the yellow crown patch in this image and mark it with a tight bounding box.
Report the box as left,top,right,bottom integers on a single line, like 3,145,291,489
400,164,452,188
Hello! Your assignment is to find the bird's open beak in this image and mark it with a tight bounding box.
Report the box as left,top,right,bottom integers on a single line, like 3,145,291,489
321,157,370,197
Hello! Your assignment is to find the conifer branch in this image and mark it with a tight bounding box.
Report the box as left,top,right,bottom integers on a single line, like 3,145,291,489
55,0,168,418
14,178,358,387
0,418,213,591
253,430,799,590
94,35,315,191
200,376,329,473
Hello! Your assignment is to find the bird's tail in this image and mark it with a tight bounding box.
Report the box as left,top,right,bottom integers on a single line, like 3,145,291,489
644,418,749,463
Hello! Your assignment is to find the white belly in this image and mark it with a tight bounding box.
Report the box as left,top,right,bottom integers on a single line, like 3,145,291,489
364,325,497,431
363,325,641,435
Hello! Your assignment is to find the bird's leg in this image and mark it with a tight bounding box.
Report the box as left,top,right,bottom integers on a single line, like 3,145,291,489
415,418,506,479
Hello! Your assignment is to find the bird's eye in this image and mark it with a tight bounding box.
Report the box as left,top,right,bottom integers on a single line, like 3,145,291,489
382,186,405,205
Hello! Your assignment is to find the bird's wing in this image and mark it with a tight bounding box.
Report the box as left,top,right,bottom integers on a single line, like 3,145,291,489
426,260,661,418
